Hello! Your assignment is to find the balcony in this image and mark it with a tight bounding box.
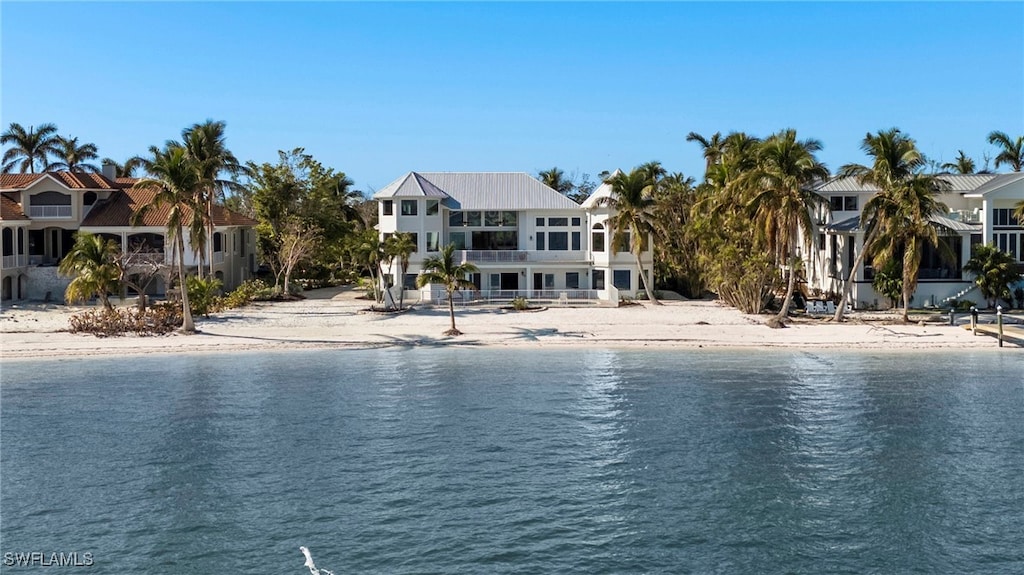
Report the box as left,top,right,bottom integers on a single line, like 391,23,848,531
948,209,981,224
2,255,28,268
29,205,72,219
457,250,590,264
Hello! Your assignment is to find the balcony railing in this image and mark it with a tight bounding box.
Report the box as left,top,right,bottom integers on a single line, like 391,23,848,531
430,288,602,306
456,250,590,264
28,205,72,219
2,255,28,268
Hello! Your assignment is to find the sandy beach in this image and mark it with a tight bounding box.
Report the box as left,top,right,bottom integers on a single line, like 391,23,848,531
1,286,1017,361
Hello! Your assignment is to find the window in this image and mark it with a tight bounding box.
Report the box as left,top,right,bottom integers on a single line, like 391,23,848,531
566,272,579,289
485,211,501,226
818,233,825,250
545,274,555,289
426,232,440,252
536,217,545,227
449,211,464,226
536,232,545,250
993,209,1021,227
426,200,439,216
549,232,568,251
592,231,605,252
571,217,581,226
408,233,418,251
213,233,223,252
572,232,581,251
613,269,631,290
502,212,518,226
548,217,568,227
382,200,393,216
466,211,481,226
490,273,501,290
830,195,858,212
403,274,418,290
618,231,631,252
449,232,466,250
401,200,418,216
592,270,605,290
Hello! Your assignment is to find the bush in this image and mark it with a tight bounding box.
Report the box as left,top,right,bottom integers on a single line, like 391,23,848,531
68,305,183,337
511,296,530,310
220,278,272,310
187,276,223,317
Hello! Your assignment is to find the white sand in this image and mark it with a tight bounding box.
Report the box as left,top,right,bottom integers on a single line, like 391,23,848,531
0,286,1016,361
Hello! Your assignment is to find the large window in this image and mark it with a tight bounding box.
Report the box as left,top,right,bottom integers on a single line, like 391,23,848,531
466,211,482,226
449,232,466,250
426,232,440,252
592,224,605,252
830,195,858,212
536,232,545,250
548,232,568,251
449,211,464,226
426,200,439,216
566,272,579,289
571,232,581,251
407,233,419,251
403,274,418,290
382,200,393,216
613,269,631,290
592,270,605,290
401,200,418,216
471,230,517,250
993,208,1021,227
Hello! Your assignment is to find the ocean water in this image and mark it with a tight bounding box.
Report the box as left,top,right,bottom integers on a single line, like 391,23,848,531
1,348,1022,574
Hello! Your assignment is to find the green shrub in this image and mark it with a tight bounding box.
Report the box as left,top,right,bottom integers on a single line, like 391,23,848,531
512,296,529,310
220,278,271,309
187,276,223,317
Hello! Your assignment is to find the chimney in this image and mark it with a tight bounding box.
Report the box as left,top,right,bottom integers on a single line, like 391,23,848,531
101,162,117,181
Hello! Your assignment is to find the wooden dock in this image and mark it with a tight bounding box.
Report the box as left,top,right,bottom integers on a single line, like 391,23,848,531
963,323,1024,346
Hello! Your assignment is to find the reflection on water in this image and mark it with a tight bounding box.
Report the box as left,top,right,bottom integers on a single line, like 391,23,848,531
2,349,1022,574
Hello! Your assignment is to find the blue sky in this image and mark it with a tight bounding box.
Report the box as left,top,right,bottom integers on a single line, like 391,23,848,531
3,2,1023,194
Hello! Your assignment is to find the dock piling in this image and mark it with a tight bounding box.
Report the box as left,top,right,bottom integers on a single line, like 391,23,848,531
997,305,1004,348
970,306,978,335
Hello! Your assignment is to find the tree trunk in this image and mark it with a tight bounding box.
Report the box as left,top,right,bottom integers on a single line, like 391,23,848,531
176,230,196,333
448,291,457,332
284,267,293,298
833,225,879,322
398,261,406,310
100,291,113,311
771,254,798,327
635,253,661,305
208,198,215,278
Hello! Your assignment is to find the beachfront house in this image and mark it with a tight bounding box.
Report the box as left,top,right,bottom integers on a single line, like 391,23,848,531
0,167,257,303
803,173,1024,310
373,172,653,304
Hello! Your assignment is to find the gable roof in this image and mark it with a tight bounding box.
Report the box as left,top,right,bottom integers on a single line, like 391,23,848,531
580,169,623,208
0,171,120,191
963,172,1024,197
81,182,257,228
0,193,29,221
373,172,580,210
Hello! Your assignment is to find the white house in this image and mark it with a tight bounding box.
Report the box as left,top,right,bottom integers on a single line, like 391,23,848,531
373,171,653,304
0,168,257,302
804,173,1024,309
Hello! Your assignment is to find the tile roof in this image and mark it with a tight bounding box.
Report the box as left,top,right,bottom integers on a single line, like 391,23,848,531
0,171,120,190
1,193,29,221
374,172,580,211
81,183,258,228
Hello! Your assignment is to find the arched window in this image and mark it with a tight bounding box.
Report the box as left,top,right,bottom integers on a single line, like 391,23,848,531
591,223,605,252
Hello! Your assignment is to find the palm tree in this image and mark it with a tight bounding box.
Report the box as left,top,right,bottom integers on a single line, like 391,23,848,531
58,232,121,309
416,243,479,335
538,167,574,194
132,144,201,333
101,156,146,178
744,129,830,327
48,136,101,172
940,150,976,174
385,232,417,310
833,128,930,321
963,243,1021,308
987,131,1024,172
182,120,247,277
1,122,60,173
598,166,662,305
868,175,951,321
685,131,725,173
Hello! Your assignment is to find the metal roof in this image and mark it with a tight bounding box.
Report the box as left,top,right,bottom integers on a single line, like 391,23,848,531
814,174,998,194
826,214,980,233
963,172,1024,197
374,172,579,211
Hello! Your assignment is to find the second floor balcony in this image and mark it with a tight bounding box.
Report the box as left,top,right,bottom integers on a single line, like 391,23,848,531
29,205,72,219
456,250,589,264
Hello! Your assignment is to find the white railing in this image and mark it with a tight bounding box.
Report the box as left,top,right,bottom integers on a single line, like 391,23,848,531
28,205,72,218
430,288,602,306
949,209,981,224
2,255,28,268
456,250,590,263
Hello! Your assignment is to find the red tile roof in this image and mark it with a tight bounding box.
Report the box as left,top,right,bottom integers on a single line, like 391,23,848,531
1,193,29,221
0,171,119,190
82,183,258,228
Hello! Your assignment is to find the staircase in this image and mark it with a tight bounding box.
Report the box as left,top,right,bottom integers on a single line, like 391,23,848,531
940,284,978,306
